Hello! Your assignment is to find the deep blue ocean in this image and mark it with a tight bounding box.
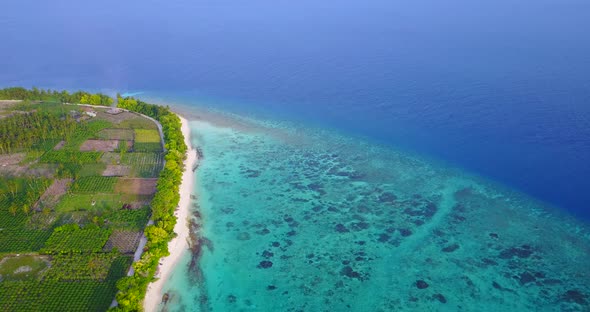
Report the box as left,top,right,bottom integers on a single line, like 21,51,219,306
1,0,589,220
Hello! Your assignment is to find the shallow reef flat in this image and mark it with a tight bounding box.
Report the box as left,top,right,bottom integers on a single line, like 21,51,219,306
160,112,590,312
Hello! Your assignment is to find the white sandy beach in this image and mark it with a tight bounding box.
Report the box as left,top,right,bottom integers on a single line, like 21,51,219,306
144,115,196,312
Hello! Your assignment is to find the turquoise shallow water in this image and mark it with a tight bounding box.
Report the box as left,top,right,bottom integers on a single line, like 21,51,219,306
159,107,590,311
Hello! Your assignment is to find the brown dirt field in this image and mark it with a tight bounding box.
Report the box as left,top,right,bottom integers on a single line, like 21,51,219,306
79,139,130,152
102,230,142,254
0,153,29,176
0,160,55,177
0,100,21,110
0,153,25,166
53,141,66,150
115,178,158,195
102,165,131,177
34,178,72,210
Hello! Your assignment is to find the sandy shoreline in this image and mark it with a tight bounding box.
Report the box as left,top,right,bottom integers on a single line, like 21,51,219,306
144,115,196,312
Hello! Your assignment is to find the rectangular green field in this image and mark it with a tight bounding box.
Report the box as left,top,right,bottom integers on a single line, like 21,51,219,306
96,128,134,141
134,129,160,143
77,163,107,177
116,117,157,130
55,194,123,213
121,152,165,178
70,176,118,194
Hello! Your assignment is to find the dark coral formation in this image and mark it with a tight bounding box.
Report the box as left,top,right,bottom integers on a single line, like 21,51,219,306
340,266,362,280
335,224,350,233
257,260,273,269
416,280,429,289
432,293,447,303
441,244,459,253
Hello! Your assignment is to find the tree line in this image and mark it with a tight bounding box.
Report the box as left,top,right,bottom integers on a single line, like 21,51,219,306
112,97,187,311
0,87,113,105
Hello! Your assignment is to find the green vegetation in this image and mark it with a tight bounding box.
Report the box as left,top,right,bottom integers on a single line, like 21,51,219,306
104,207,151,231
114,97,187,311
78,163,107,177
0,87,113,105
71,176,118,194
54,194,123,213
134,129,160,143
97,128,135,140
116,116,158,130
0,110,77,154
122,152,165,178
0,256,131,312
0,179,53,252
40,150,103,164
62,119,113,150
0,88,180,311
43,253,121,281
42,224,111,254
133,142,162,152
0,256,49,281
133,129,162,152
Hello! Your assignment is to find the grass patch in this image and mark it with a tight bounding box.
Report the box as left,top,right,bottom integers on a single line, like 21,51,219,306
54,194,123,213
77,163,107,177
96,128,134,140
116,117,157,130
133,142,162,152
134,129,160,143
0,255,49,281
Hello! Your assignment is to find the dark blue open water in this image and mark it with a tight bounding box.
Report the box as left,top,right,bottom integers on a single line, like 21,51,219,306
1,1,589,215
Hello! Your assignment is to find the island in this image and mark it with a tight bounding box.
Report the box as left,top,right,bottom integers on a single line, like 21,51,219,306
0,87,194,312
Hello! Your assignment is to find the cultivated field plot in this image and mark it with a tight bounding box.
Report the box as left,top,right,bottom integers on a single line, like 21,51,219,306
79,139,120,152
70,176,118,194
40,150,103,164
103,206,150,230
134,129,160,143
133,129,162,152
96,128,134,140
103,230,142,253
42,224,111,254
78,163,107,177
55,194,123,213
115,115,158,130
115,178,158,195
0,152,25,166
96,110,137,124
34,178,72,210
100,152,121,165
0,153,28,176
102,164,131,177
121,152,165,178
